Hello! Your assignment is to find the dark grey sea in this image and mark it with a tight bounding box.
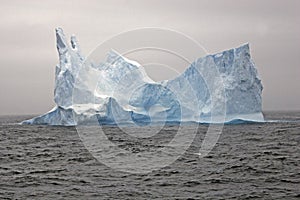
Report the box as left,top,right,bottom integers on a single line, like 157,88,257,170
0,112,299,199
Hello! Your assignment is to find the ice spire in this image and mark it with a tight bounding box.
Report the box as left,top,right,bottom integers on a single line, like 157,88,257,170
55,27,68,55
71,35,81,52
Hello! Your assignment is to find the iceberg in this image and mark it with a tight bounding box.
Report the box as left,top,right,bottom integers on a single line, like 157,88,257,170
22,28,264,126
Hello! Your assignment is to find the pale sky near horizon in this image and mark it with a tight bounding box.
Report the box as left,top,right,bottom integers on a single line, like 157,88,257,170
0,0,299,115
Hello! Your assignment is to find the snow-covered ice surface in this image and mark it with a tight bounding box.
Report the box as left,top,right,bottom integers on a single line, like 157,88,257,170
22,28,264,126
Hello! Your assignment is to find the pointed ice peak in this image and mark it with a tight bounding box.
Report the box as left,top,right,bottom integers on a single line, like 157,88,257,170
208,43,250,63
106,49,143,69
236,42,250,52
216,43,249,56
70,34,81,52
106,49,123,64
55,27,68,55
235,43,250,58
241,42,249,48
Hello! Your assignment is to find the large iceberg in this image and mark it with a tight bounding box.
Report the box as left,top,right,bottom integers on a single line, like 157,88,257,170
22,28,264,126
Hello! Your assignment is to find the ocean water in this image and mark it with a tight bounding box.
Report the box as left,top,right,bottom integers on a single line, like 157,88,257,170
0,112,299,199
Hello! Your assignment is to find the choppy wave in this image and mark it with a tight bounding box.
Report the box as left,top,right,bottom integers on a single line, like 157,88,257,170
1,112,299,199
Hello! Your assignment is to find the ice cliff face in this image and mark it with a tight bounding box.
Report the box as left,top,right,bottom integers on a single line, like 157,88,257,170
22,28,264,126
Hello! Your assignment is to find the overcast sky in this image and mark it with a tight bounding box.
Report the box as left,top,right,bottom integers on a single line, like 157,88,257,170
0,0,299,115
